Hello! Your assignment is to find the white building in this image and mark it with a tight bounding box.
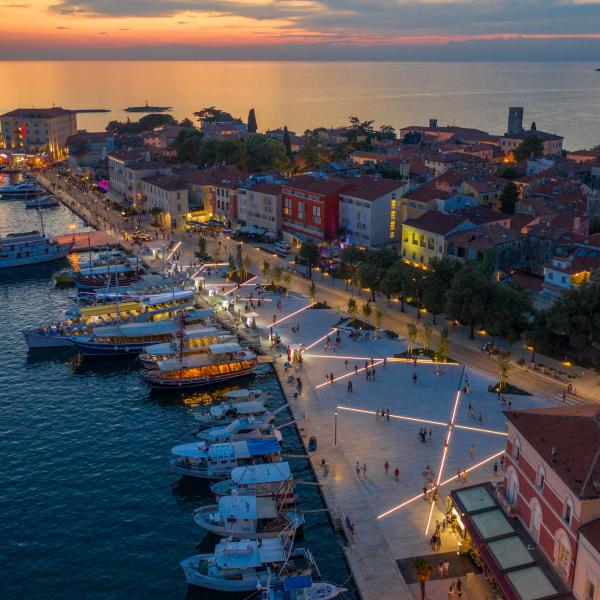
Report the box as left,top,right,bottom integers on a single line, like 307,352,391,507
236,182,282,238
338,176,408,248
142,175,189,229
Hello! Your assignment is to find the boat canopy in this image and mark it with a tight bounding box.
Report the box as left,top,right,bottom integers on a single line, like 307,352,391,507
209,342,244,354
79,301,142,318
284,576,313,591
94,319,179,338
214,537,286,569
171,437,278,460
231,462,291,485
246,437,280,456
139,290,194,305
219,494,277,520
79,263,136,275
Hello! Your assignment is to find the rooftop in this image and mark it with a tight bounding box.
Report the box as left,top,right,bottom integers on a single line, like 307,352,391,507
1,107,75,119
283,174,349,196
403,210,468,236
447,223,522,249
342,175,405,201
142,174,186,191
504,405,600,499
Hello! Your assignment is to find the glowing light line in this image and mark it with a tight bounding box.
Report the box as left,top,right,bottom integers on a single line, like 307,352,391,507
223,276,258,296
315,360,384,389
377,450,505,520
305,354,389,361
166,241,182,262
271,302,316,327
304,329,337,351
454,424,508,436
336,406,448,428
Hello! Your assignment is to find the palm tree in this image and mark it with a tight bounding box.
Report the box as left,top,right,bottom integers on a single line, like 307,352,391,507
347,297,358,326
374,307,384,330
262,260,271,281
243,255,251,280
421,323,433,352
272,265,282,289
309,281,317,304
362,302,372,321
407,322,418,355
413,557,432,600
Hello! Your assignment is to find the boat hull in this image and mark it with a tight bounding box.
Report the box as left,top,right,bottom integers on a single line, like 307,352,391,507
143,366,256,389
23,331,78,348
74,340,150,356
0,245,71,269
169,458,230,480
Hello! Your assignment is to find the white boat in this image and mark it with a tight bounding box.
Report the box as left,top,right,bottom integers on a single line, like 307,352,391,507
194,400,269,426
193,492,304,539
211,462,296,507
197,415,280,443
24,196,60,208
0,180,42,199
23,295,201,349
139,327,236,368
73,314,216,357
226,388,267,402
180,535,331,594
170,437,281,480
262,576,346,600
141,343,257,389
0,231,72,269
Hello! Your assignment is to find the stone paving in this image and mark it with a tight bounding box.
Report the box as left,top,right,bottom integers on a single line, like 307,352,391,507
200,276,560,600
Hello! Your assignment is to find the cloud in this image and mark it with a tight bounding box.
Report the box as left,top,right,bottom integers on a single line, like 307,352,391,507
55,25,71,28
5,3,30,7
43,0,600,40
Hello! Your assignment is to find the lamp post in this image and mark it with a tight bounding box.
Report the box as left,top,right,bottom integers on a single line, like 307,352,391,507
70,223,76,243
334,410,338,446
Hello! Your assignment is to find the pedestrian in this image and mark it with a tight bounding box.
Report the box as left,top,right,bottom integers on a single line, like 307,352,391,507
438,562,444,580
330,372,334,383
354,365,358,375
366,368,370,381
478,412,483,424
422,486,428,501
470,445,476,460
508,398,512,409
383,357,387,369
386,409,390,421
362,463,367,477
443,560,450,578
325,374,329,384
384,461,389,476
394,466,400,481
347,380,353,393
429,428,432,440
448,583,456,599
463,470,468,484
370,356,375,367
364,360,369,371
456,578,463,599
493,461,498,476
372,367,376,380
355,462,361,478
412,371,417,384
500,455,505,470
344,359,349,370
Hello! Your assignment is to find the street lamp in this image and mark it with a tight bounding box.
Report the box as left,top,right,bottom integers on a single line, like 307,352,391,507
527,345,536,363
334,410,338,446
70,223,76,242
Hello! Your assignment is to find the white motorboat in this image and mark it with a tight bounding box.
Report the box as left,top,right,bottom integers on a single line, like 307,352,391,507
24,196,60,208
180,535,333,594
193,492,304,539
0,180,42,199
0,231,72,269
210,462,296,507
197,415,280,443
170,437,281,480
226,388,266,402
261,576,346,600
194,400,270,427
139,327,236,368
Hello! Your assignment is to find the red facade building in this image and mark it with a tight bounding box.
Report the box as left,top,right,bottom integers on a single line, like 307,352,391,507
281,175,351,243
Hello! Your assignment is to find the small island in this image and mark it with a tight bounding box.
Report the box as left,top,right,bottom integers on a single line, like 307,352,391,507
124,101,171,113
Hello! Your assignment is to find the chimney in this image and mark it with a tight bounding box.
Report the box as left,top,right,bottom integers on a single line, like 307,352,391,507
429,119,438,130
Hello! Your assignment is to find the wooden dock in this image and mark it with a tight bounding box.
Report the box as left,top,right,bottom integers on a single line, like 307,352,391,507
54,231,121,252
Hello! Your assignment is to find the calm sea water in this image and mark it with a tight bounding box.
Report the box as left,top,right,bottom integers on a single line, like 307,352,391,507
0,61,599,149
0,200,356,599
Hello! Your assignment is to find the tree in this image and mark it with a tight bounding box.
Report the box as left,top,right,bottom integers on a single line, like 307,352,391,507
380,262,413,312
245,134,290,173
407,322,418,355
299,129,328,167
309,281,317,304
195,235,207,259
362,302,372,321
499,166,522,180
174,129,204,162
272,265,282,288
422,257,461,324
484,284,532,342
374,307,384,330
179,117,194,128
515,134,544,161
377,124,396,140
283,272,291,298
497,352,512,390
149,206,164,226
421,323,433,351
282,126,293,159
299,242,320,279
262,260,271,281
347,297,358,325
193,106,237,123
138,113,178,130
445,265,494,339
243,255,251,280
228,254,236,281
217,138,249,170
413,557,432,600
500,181,519,215
247,108,258,133
403,131,422,144
340,246,366,282
358,262,382,302
437,327,449,363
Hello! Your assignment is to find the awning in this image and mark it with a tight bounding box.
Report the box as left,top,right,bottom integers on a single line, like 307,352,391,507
104,190,131,208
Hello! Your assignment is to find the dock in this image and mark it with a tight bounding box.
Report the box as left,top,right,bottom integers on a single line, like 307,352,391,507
54,231,120,252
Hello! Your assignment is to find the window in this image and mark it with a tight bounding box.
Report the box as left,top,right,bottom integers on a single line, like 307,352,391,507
283,198,292,216
513,436,520,461
298,202,305,220
564,497,573,525
313,205,321,225
536,466,545,490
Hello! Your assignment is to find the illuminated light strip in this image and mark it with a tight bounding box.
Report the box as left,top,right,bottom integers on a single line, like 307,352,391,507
315,360,384,389
166,240,182,262
454,424,508,436
304,354,389,361
336,405,448,428
425,384,463,534
223,276,258,296
377,449,505,520
304,329,337,352
271,302,316,327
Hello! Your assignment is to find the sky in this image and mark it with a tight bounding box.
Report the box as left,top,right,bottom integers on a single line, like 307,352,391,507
3,0,600,59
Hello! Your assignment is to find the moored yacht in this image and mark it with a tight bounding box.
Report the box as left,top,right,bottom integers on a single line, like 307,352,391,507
179,535,340,596
211,462,296,507
24,196,60,208
194,400,270,427
0,231,72,269
23,297,203,349
170,437,281,480
139,327,236,368
141,343,257,389
261,576,346,600
0,180,42,199
75,263,144,290
73,312,216,357
197,415,280,444
193,492,304,539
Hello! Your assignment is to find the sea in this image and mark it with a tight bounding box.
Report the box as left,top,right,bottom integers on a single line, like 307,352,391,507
0,61,599,149
0,196,357,599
